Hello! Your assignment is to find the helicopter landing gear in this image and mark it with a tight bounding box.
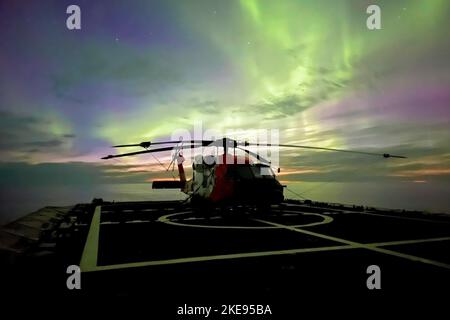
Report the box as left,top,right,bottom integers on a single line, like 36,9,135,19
190,196,208,218
275,203,285,216
256,204,272,216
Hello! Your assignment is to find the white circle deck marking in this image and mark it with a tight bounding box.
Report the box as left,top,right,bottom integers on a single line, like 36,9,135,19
158,210,333,229
81,206,450,272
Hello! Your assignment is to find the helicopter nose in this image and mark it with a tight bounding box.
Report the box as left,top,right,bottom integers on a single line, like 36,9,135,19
237,179,284,203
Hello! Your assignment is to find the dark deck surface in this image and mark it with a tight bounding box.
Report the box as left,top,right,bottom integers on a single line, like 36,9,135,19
2,199,450,312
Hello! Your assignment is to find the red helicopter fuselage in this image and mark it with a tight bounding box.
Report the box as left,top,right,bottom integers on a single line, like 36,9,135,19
154,153,284,205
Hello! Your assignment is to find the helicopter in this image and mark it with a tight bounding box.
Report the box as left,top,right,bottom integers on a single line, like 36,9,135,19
101,137,406,207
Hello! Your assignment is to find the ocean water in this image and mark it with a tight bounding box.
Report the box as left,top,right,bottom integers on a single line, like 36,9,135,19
285,181,450,214
0,183,186,225
1,181,449,225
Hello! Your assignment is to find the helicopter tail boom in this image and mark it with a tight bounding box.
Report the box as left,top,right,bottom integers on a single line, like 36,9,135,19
152,180,184,189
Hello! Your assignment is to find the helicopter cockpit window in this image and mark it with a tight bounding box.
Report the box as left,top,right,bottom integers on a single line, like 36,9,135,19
251,165,275,179
227,164,275,179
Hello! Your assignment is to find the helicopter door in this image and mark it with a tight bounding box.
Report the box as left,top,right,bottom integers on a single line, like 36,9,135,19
192,163,214,198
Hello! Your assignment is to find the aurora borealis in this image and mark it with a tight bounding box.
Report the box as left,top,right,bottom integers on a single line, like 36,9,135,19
0,0,450,221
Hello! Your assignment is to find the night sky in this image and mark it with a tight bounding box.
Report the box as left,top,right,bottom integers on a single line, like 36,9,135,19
0,0,449,217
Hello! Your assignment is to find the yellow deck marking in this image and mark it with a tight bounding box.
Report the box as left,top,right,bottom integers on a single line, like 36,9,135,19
80,206,101,272
359,211,450,224
90,245,355,272
80,207,450,272
82,234,450,272
370,236,450,247
255,219,450,270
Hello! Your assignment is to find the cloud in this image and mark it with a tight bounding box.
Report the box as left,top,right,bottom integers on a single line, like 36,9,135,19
50,47,182,103
278,142,450,183
258,94,308,119
0,161,167,187
24,139,64,148
0,111,74,161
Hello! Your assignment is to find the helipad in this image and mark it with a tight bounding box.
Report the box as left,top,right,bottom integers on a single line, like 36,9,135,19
80,201,450,277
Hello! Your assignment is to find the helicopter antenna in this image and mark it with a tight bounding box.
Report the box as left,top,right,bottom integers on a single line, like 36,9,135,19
167,137,185,171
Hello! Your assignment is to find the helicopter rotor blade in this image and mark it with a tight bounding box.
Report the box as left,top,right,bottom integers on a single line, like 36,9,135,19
238,142,406,159
113,143,145,148
108,138,406,159
113,140,214,149
101,144,204,160
237,147,271,165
